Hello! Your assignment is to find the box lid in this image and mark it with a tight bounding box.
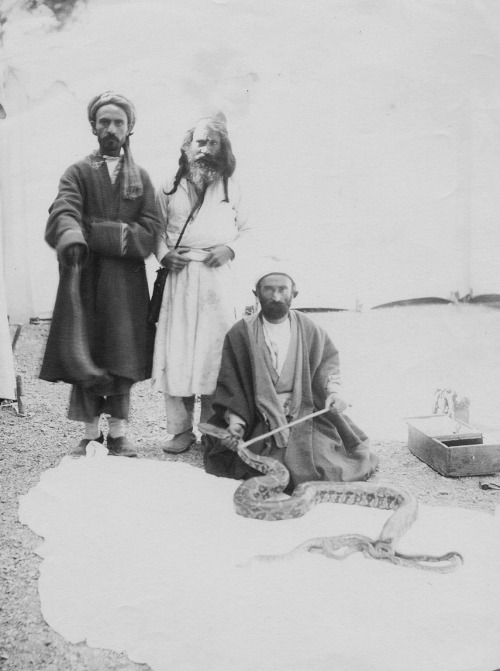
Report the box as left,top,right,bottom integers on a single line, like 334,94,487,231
405,414,483,441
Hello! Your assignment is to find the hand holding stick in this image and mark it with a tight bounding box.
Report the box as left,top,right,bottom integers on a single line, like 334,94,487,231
199,406,333,451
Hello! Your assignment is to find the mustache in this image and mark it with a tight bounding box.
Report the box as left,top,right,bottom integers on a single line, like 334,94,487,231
195,154,223,169
188,150,224,169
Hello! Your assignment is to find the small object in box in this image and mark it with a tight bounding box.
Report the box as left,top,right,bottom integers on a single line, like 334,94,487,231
405,414,500,477
432,388,470,424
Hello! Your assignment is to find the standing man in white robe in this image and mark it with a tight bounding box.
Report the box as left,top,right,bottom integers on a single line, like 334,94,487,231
152,112,254,453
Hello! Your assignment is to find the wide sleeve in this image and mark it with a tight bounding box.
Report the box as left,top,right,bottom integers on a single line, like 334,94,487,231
212,323,257,436
45,166,88,261
306,318,342,400
319,335,342,395
122,170,162,258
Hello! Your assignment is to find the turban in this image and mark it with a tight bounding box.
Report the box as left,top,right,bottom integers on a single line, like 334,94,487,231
254,257,300,289
195,110,228,134
87,91,136,128
87,92,142,200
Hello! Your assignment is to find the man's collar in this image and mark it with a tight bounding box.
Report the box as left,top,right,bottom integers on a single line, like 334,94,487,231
260,312,291,326
101,151,123,160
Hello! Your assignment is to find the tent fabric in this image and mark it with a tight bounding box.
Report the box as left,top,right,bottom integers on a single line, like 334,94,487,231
0,203,16,400
0,284,15,400
4,2,500,319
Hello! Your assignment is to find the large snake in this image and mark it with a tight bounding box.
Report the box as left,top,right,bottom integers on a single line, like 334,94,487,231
199,421,463,572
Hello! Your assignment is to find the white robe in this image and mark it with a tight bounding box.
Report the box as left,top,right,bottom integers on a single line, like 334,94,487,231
152,176,254,397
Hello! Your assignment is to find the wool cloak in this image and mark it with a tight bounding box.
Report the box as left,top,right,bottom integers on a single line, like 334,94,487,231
203,310,378,488
40,154,161,387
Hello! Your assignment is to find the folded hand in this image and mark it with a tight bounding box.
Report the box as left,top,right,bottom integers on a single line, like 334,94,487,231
203,245,234,268
162,247,191,271
63,243,86,267
221,422,245,449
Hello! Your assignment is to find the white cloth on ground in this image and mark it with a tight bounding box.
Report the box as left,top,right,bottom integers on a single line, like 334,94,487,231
18,456,500,671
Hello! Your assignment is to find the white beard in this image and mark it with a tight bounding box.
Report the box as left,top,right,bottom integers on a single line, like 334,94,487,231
187,160,221,191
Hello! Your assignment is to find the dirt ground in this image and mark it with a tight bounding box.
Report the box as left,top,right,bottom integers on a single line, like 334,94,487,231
1,322,499,671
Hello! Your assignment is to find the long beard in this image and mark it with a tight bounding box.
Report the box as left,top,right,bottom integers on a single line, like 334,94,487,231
187,158,222,191
261,300,291,320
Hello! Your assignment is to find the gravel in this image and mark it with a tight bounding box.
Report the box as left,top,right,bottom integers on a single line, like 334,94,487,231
1,322,498,670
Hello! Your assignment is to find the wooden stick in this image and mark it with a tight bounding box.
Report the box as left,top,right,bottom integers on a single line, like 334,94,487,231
239,407,331,449
11,324,22,352
15,375,25,416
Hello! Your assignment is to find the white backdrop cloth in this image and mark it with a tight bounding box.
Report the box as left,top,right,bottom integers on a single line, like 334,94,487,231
19,456,500,671
6,1,500,320
0,268,16,399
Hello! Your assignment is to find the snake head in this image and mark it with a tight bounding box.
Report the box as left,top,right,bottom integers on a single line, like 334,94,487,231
309,535,375,560
368,539,396,560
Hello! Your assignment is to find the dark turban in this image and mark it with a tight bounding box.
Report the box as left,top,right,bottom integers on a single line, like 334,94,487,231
87,91,142,200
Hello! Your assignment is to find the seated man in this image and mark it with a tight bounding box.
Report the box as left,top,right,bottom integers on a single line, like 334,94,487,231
203,269,378,488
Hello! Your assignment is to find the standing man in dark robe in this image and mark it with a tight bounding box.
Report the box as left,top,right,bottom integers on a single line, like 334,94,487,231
41,92,161,457
203,269,378,488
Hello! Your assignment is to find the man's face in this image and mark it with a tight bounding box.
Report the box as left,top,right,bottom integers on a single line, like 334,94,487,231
257,274,295,321
188,122,221,168
93,104,129,156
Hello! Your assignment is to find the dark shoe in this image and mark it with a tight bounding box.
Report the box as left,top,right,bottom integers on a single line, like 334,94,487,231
70,432,105,457
107,435,138,458
163,430,196,454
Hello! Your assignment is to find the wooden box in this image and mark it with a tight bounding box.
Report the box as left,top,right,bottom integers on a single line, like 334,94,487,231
405,414,500,477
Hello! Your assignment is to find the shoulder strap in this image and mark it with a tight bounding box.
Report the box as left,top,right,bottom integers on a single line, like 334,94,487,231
173,187,206,250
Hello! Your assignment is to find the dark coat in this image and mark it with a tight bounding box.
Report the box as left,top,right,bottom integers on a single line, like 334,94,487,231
40,155,161,386
203,311,378,487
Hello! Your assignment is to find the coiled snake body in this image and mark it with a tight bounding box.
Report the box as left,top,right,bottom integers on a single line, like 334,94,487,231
200,422,463,572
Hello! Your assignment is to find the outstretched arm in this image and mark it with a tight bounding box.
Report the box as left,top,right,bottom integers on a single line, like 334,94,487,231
45,168,88,262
